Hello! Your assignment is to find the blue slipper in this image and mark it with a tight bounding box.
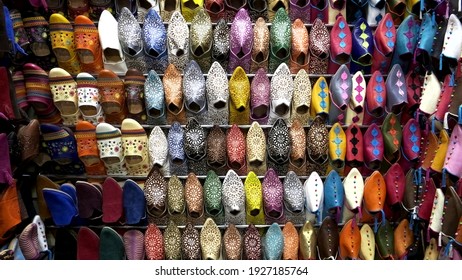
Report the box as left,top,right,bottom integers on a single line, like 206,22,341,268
42,188,78,226
123,179,146,225
40,124,80,165
60,183,77,205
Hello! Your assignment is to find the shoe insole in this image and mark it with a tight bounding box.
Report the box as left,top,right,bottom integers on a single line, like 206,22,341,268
236,105,246,112
252,104,268,118
333,0,345,9
168,103,181,114
148,48,159,57
102,156,122,165
296,0,307,6
54,48,71,61
78,49,95,64
275,103,289,116
249,159,263,169
149,107,162,117
81,155,101,167
252,0,266,10
56,100,78,115
164,0,177,11
296,53,306,65
188,101,201,112
272,0,286,10
331,159,344,169
31,42,51,57
209,160,225,169
267,209,281,218
126,155,143,165
80,105,98,116
292,157,304,168
184,0,199,9
118,0,132,9
230,161,242,170
214,53,226,61
358,54,372,65
128,100,143,115
174,49,185,57
210,2,222,12
229,0,245,8
208,208,220,216
139,0,152,9
55,158,73,165
213,101,226,109
335,53,350,64
250,208,260,216
104,48,122,63
391,103,404,115
313,0,325,8
276,48,288,59
296,104,309,115
189,210,201,218
255,51,265,63
102,101,122,115
194,45,204,57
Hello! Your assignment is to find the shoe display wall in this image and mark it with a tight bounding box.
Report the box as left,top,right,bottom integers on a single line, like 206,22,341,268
2,0,462,261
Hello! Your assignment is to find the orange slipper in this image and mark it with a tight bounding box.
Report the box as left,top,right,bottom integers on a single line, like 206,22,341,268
49,13,81,75
98,69,127,125
75,121,107,176
35,175,59,220
74,15,103,75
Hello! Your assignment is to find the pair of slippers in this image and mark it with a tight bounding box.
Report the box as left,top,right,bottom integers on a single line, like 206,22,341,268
96,119,150,176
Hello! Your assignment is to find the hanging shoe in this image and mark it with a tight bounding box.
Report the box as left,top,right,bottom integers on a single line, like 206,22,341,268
163,220,181,259
182,223,201,259
288,119,307,175
328,64,351,125
74,15,104,75
246,122,267,176
268,8,291,73
164,64,186,124
143,8,168,73
148,126,170,175
262,168,286,224
183,61,208,124
228,8,253,73
289,19,309,74
118,7,147,73
243,224,262,259
268,63,293,124
262,223,283,259
308,18,330,74
212,19,230,70
290,69,311,125
226,124,247,175
250,68,270,124
167,122,188,175
250,17,270,73
200,218,222,259
206,62,229,125
350,18,373,74
167,11,189,71
244,171,266,225
206,125,227,175
371,13,395,74
328,15,351,74
229,66,250,125
223,224,242,260
317,217,338,259
267,118,290,175
184,118,207,175
145,70,167,125
190,9,213,72
222,169,246,225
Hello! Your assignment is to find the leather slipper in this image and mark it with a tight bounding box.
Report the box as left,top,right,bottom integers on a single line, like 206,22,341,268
121,118,150,176
42,188,78,226
59,183,77,205
77,226,100,260
76,181,102,220
49,67,82,125
75,121,106,175
97,69,127,124
17,119,40,163
96,122,127,176
99,227,125,260
102,177,123,224
74,15,104,74
76,73,105,125
123,179,146,225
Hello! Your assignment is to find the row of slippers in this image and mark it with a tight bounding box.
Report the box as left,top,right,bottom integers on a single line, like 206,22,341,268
5,111,455,179
5,4,462,80
8,215,462,260
18,0,431,24
34,163,462,245
10,114,430,177
8,60,450,129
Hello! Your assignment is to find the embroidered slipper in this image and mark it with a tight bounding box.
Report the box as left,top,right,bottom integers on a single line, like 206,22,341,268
74,15,104,75
148,126,170,175
18,223,45,260
99,227,125,260
75,121,106,175
97,69,127,125
95,122,127,176
75,181,103,220
121,118,150,176
40,124,80,165
125,69,147,122
145,70,167,125
76,72,105,125
23,63,62,124
123,179,146,225
22,13,51,58
77,226,100,260
18,119,40,163
49,13,81,75
102,177,123,224
42,188,79,226
49,67,82,125
123,230,145,260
